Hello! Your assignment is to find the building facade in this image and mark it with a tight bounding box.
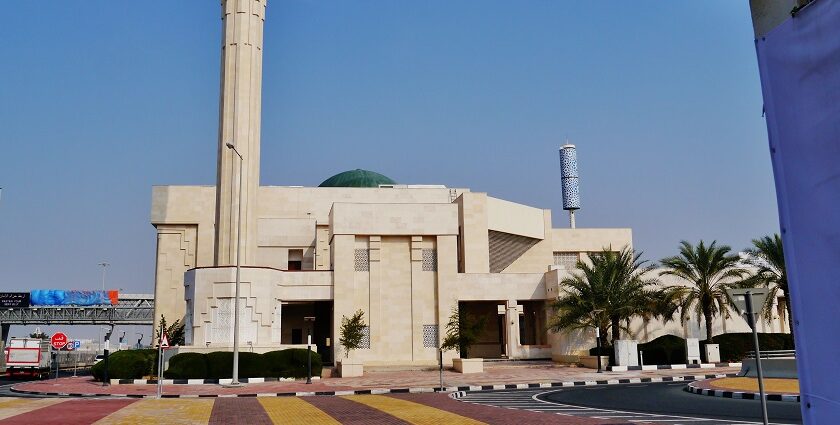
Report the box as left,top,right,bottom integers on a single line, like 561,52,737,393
151,171,633,365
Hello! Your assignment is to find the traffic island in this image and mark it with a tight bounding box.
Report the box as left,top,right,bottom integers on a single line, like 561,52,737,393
685,377,800,402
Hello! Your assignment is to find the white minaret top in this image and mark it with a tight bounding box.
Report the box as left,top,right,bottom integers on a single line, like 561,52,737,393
214,0,267,266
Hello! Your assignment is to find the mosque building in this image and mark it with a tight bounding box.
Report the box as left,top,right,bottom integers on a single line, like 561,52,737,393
150,0,788,367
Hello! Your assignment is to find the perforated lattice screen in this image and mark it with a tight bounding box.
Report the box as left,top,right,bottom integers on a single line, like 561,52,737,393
553,252,578,269
360,326,371,349
354,249,369,271
422,249,437,271
423,324,439,348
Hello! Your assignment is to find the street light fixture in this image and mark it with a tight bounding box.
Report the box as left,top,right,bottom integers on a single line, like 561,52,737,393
588,309,605,373
304,316,316,384
226,142,244,386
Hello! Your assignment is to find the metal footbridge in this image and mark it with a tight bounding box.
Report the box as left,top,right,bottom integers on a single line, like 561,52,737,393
0,294,154,326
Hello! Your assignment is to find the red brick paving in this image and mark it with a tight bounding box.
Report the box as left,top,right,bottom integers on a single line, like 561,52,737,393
305,395,410,425
0,399,137,425
208,398,273,425
388,393,623,425
13,364,740,397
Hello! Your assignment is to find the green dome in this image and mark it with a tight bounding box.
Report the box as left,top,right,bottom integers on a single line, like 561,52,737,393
318,169,397,188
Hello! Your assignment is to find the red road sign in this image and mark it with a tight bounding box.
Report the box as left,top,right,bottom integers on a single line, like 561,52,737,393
50,332,68,350
160,334,169,349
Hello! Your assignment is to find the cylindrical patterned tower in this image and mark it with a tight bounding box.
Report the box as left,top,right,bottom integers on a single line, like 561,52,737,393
215,0,267,266
559,144,580,228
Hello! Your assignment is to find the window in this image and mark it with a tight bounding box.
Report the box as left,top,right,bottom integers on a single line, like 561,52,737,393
360,326,371,349
422,249,437,271
354,249,369,271
288,249,303,270
553,252,579,269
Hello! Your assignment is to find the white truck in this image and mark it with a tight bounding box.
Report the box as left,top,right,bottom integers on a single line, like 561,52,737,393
5,338,52,378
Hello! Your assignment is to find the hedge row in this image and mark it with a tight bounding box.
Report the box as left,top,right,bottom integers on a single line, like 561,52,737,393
163,349,322,379
91,349,158,381
635,333,794,364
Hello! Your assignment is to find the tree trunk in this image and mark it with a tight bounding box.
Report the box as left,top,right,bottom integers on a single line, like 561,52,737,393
611,316,620,345
704,309,714,344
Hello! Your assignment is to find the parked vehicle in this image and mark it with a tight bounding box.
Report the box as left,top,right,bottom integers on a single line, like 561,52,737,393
5,338,51,378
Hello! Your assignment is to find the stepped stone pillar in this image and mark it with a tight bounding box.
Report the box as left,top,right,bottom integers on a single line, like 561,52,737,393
214,0,266,266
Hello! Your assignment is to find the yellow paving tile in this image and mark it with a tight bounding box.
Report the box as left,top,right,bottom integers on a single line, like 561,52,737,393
258,397,341,425
93,398,214,425
0,398,67,420
711,377,800,393
342,395,486,425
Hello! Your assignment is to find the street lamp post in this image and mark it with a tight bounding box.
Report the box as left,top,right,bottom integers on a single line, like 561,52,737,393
589,309,605,373
304,316,316,384
226,143,244,386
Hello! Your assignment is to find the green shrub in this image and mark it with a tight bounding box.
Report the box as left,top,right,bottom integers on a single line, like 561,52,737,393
204,351,268,379
91,349,158,381
264,349,322,378
205,351,234,379
705,333,794,362
587,345,615,366
638,335,687,365
163,352,208,379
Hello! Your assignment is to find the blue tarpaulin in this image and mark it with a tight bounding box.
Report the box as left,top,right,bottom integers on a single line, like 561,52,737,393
754,0,840,422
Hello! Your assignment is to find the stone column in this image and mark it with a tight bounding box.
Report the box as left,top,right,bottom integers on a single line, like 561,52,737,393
214,0,266,266
505,300,520,359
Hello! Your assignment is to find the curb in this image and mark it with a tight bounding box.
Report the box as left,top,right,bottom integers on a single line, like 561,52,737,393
608,362,741,372
11,373,738,399
110,377,320,385
684,380,800,403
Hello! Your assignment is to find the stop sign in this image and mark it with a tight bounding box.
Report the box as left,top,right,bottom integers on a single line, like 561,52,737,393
50,332,68,350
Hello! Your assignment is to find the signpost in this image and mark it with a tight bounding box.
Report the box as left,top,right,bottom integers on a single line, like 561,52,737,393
157,333,169,399
50,332,68,380
727,288,770,425
50,332,68,350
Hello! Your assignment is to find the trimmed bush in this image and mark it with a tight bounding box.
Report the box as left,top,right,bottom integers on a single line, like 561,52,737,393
91,349,158,381
205,351,233,379
163,352,208,379
264,349,322,378
638,335,687,365
203,351,267,379
587,345,616,366
706,333,794,362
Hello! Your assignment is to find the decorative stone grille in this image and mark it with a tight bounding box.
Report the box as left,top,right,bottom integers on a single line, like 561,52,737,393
423,324,439,348
553,252,579,269
354,249,369,271
422,249,437,271
360,326,371,349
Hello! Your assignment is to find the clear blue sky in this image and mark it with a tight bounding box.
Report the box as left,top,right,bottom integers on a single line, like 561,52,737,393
0,2,776,338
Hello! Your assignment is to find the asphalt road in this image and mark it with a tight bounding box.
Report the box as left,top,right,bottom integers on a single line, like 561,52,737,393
539,381,802,424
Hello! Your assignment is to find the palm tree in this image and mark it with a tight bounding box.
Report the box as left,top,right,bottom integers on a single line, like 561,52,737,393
660,240,748,343
743,234,791,335
550,247,668,348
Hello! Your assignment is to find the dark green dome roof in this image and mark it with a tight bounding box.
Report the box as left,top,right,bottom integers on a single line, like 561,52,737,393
318,169,397,188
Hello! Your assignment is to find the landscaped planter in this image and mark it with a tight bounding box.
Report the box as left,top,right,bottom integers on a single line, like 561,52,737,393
338,360,364,377
579,355,610,370
453,358,483,374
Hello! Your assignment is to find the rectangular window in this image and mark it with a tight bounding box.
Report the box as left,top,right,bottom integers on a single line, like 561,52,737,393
354,249,369,271
288,249,303,270
553,252,579,269
422,249,437,271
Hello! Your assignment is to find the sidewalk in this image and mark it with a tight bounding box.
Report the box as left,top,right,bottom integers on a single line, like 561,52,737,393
12,362,740,398
686,376,800,402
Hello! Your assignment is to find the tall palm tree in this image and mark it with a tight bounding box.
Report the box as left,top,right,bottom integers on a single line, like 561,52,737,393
660,240,748,343
550,247,668,348
743,234,791,335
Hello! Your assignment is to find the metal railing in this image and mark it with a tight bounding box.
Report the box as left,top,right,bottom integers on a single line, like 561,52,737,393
745,349,796,359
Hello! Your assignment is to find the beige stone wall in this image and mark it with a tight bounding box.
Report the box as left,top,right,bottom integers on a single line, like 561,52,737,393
153,183,641,364
456,193,490,273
